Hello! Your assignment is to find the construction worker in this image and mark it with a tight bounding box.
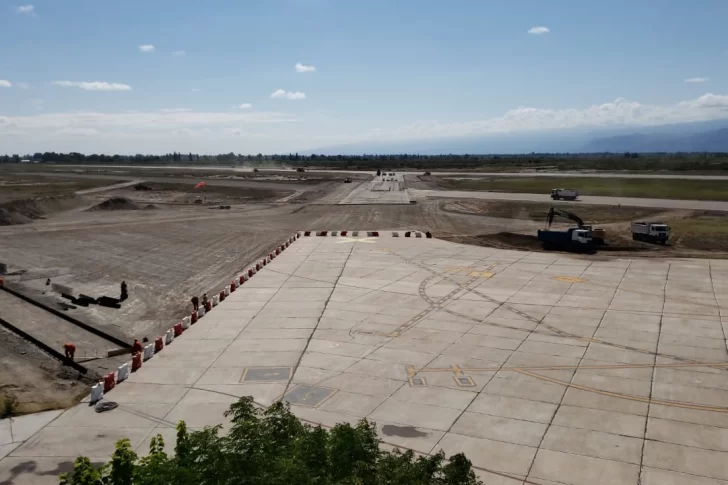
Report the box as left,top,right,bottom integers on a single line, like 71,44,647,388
63,342,76,361
120,281,128,301
132,339,143,355
202,293,208,306
191,295,199,311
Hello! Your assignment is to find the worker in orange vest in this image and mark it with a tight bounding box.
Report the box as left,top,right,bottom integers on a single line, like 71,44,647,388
132,339,143,355
63,342,76,361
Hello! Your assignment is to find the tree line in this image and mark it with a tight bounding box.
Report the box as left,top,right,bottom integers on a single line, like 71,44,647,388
2,151,728,172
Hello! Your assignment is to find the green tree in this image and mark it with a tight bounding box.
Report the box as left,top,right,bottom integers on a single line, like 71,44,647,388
59,397,481,485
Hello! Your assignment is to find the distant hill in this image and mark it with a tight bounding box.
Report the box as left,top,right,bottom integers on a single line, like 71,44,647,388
305,120,728,155
583,128,728,153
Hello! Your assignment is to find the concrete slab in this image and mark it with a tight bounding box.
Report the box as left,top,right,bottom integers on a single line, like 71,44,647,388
7,235,728,485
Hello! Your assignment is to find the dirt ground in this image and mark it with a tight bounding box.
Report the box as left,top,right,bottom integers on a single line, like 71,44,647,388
2,168,728,415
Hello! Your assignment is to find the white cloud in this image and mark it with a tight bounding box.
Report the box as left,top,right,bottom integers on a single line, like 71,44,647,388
52,81,132,91
271,89,306,100
528,26,550,35
367,93,728,141
172,50,186,57
295,63,316,73
16,4,35,15
139,44,155,53
0,109,295,132
238,103,253,109
685,77,709,84
0,80,12,88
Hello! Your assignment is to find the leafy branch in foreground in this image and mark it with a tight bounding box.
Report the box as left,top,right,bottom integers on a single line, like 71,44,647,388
59,397,481,485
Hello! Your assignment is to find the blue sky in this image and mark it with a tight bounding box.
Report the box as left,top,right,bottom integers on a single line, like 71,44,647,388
1,0,727,154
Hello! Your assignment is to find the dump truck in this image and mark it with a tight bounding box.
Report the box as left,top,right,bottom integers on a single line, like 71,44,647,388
537,207,595,249
631,222,670,244
551,188,579,201
538,227,592,248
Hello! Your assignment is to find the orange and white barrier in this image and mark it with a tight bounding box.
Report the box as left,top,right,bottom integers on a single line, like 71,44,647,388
103,372,116,393
117,362,130,382
131,352,142,371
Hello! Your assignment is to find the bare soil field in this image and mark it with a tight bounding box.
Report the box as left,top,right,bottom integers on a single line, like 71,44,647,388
2,167,728,415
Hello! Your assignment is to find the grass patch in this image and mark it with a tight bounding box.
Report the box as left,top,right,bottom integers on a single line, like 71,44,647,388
1,394,18,418
439,176,728,201
667,212,728,251
0,176,121,202
443,200,659,224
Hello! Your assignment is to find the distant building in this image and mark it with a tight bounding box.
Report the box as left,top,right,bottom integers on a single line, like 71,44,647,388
20,159,31,163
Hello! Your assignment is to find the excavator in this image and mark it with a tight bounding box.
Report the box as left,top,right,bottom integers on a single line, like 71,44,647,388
538,207,606,248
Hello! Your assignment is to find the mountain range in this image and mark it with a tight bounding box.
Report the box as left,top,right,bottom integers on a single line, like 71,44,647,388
306,120,728,155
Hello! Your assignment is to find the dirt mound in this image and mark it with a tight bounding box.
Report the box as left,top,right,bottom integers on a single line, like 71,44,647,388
0,195,80,226
88,197,140,211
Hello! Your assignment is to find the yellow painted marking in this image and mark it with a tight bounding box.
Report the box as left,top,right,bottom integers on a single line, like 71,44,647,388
517,369,728,413
406,365,416,378
411,361,728,374
552,276,587,283
468,271,494,278
335,237,377,244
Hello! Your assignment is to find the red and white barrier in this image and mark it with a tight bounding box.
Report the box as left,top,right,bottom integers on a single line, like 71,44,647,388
131,352,142,371
212,295,219,306
165,329,174,344
181,316,191,329
142,344,154,361
154,336,164,353
198,304,206,317
104,372,116,393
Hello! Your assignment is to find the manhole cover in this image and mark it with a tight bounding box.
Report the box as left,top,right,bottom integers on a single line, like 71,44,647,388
241,367,292,382
283,385,336,407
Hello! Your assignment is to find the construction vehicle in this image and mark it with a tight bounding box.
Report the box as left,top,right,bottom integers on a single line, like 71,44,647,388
631,222,670,244
551,188,579,201
538,207,594,249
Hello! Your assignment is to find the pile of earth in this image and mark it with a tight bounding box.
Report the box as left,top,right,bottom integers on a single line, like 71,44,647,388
0,195,81,226
88,197,140,211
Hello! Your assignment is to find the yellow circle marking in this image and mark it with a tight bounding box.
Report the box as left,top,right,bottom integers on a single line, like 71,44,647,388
552,276,587,283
